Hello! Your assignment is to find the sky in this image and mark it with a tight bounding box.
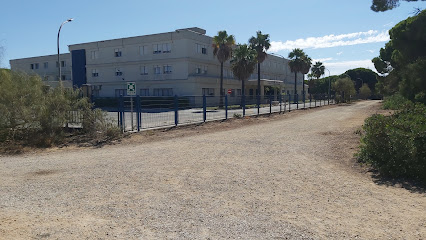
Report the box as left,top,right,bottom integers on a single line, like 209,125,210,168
1,0,425,76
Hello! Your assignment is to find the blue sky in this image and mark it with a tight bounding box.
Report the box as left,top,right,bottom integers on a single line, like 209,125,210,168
1,0,425,75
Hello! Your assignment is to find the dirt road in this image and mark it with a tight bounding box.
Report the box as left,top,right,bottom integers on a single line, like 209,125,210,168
0,101,424,239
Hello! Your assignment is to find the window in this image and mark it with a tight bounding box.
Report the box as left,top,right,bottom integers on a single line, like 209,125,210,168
115,89,127,97
61,75,66,80
30,64,34,69
91,50,98,59
162,43,171,53
35,63,39,69
61,61,66,67
154,65,161,75
140,66,148,75
92,69,99,77
153,44,162,54
56,61,59,68
196,65,207,74
114,48,122,57
163,65,172,74
153,88,173,96
236,89,242,96
230,89,235,97
202,88,215,96
44,62,48,69
140,88,149,96
196,43,207,54
195,65,202,74
115,68,123,76
139,45,148,55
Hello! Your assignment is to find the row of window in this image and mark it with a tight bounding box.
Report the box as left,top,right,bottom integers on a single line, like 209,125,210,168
30,61,66,70
90,42,208,60
114,88,244,97
115,88,174,97
92,65,174,77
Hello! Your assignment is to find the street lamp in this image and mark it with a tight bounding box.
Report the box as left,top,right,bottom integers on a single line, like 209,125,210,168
325,68,331,104
57,18,74,81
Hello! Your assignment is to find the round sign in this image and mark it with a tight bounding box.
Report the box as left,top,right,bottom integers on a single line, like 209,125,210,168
227,89,232,94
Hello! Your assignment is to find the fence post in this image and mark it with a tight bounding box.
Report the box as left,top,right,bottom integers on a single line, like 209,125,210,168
315,94,317,107
296,94,299,109
303,93,306,109
320,94,322,106
279,94,282,114
288,94,291,112
242,94,246,116
203,94,206,122
225,94,228,120
309,94,312,108
119,95,124,131
257,94,260,116
136,95,141,131
174,95,178,126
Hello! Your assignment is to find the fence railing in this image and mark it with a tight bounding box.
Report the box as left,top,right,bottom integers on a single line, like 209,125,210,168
97,93,335,132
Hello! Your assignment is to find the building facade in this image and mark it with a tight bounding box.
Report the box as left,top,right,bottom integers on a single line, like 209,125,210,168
10,53,73,88
10,27,305,98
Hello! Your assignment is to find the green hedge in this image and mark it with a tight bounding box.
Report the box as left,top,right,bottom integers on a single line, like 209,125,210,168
357,102,426,182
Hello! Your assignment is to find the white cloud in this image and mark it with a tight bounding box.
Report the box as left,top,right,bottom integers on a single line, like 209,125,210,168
269,30,389,52
312,57,333,63
336,52,343,55
367,49,375,53
322,59,376,75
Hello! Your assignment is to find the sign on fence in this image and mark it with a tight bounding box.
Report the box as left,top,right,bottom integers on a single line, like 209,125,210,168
127,82,136,96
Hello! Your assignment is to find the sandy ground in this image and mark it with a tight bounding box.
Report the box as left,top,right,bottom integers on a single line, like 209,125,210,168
0,100,424,239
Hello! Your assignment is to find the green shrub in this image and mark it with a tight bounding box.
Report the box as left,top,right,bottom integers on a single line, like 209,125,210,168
0,69,121,147
382,94,412,110
357,103,426,182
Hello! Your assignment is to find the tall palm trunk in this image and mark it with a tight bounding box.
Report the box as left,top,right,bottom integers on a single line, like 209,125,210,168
294,72,297,103
219,62,224,108
241,78,246,115
302,74,305,102
257,62,261,113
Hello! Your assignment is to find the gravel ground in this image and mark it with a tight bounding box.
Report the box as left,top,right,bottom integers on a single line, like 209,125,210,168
0,100,425,239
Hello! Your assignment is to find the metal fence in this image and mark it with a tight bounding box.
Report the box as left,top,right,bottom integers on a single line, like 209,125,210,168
98,94,335,132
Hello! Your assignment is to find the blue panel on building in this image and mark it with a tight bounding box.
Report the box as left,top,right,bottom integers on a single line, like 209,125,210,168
71,49,86,87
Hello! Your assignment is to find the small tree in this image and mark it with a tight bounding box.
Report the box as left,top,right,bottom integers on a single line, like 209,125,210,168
333,77,356,102
359,84,372,99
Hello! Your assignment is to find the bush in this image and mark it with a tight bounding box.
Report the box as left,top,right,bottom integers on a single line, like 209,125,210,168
0,70,120,147
382,94,412,110
332,77,356,102
357,102,426,182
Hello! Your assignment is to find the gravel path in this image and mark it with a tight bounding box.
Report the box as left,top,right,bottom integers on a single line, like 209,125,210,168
0,100,425,239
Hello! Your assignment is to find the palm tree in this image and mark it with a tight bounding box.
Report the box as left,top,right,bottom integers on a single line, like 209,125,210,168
230,44,257,115
212,30,236,107
249,31,271,111
310,61,325,95
311,61,325,80
288,48,308,102
301,55,312,101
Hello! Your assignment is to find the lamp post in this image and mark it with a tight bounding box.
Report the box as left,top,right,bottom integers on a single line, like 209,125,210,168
57,18,74,81
325,68,331,104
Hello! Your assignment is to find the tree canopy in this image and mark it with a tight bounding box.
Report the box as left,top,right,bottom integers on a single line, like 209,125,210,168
372,9,426,102
343,68,378,93
371,0,425,12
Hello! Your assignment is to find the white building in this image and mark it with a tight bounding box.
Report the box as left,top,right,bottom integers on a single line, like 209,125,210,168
11,27,305,98
10,53,73,88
